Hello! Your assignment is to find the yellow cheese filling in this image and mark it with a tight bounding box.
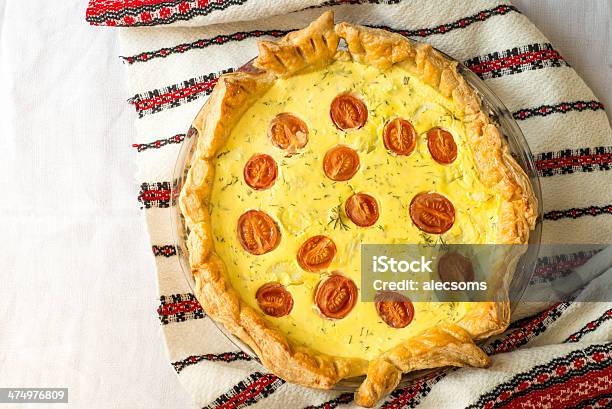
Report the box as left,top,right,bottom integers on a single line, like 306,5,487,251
209,60,500,360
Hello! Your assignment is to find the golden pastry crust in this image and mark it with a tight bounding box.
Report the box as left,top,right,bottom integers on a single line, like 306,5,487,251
180,11,538,408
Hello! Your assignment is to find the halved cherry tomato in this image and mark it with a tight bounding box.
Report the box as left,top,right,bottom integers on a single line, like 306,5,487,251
437,252,475,282
315,273,358,319
427,127,457,164
383,118,416,156
345,193,379,227
330,94,368,130
237,210,281,255
323,145,360,181
297,235,337,272
256,282,293,317
409,192,455,234
243,154,277,190
375,291,414,328
268,113,309,155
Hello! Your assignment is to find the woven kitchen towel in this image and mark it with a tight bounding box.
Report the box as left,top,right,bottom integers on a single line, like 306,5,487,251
87,0,612,407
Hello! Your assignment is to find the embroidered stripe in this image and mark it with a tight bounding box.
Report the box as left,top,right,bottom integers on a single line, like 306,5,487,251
203,372,285,409
158,293,204,325
129,69,233,117
172,352,252,373
122,30,290,64
121,4,519,64
534,146,612,177
138,181,175,208
371,4,519,38
87,0,248,27
129,42,567,117
544,205,612,221
565,309,612,343
464,43,568,80
466,344,612,409
133,133,186,152
380,371,447,409
484,303,571,354
513,100,605,120
152,244,177,257
531,249,602,284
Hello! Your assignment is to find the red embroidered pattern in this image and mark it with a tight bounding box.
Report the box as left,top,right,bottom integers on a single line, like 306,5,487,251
157,293,205,324
464,43,567,80
514,100,604,120
535,146,612,177
544,205,612,221
152,244,177,257
466,344,612,409
129,69,232,117
531,250,601,284
172,352,252,373
86,0,248,27
565,309,612,343
138,181,174,208
203,372,285,409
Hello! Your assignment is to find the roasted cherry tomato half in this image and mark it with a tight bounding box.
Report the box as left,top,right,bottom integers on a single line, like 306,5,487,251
323,145,360,181
375,291,414,329
383,118,416,156
330,94,368,130
243,154,278,190
345,193,380,227
427,127,457,164
437,252,475,283
256,282,293,317
297,235,337,272
315,273,358,319
268,113,309,155
237,210,281,255
409,192,455,234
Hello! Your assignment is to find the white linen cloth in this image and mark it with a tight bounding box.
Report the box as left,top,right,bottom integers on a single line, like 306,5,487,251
0,1,194,408
111,1,612,407
0,1,610,409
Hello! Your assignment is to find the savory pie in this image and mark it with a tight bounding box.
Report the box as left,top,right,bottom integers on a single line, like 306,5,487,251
179,12,537,407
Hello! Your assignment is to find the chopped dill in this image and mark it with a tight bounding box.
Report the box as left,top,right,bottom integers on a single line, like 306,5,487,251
221,175,239,191
328,203,350,231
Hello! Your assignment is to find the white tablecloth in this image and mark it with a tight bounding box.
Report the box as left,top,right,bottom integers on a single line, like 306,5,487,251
0,1,609,408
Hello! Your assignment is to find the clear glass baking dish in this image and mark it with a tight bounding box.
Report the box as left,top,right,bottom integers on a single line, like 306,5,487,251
170,40,543,390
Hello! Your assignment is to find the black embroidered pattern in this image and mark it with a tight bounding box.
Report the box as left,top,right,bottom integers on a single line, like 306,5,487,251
152,245,177,257
121,30,290,64
133,133,186,152
564,308,612,343
531,249,602,285
158,293,205,325
371,4,520,38
202,372,285,409
464,43,567,80
380,371,448,409
513,100,605,121
138,181,175,208
483,303,571,354
544,205,612,221
534,146,612,177
129,69,233,117
121,3,519,65
465,344,612,409
172,352,252,373
87,0,248,27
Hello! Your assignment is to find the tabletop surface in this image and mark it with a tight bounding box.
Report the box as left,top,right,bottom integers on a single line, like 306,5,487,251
0,1,609,408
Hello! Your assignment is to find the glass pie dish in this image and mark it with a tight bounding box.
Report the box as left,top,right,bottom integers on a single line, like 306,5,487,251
170,38,543,390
